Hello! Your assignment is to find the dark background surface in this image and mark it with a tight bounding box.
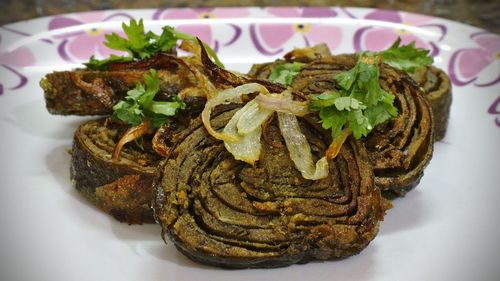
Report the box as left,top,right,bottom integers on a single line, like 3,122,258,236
1,0,499,33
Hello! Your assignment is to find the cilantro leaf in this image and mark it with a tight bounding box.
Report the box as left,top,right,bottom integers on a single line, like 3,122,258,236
318,106,348,138
310,53,399,140
112,69,185,128
334,96,366,111
150,100,184,116
113,103,143,126
309,91,340,110
155,26,179,52
86,19,224,70
309,37,431,144
137,69,160,108
379,37,434,72
269,62,305,86
83,55,133,70
104,19,149,58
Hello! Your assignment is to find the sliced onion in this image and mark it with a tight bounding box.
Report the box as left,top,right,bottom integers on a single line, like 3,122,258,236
326,127,352,159
223,101,269,165
201,83,270,142
202,83,332,180
112,119,152,161
277,112,329,180
236,100,274,135
255,92,309,116
283,44,332,61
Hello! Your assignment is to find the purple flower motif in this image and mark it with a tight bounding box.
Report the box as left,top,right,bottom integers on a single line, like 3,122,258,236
152,8,250,51
48,11,132,62
353,9,446,56
0,46,35,95
250,7,341,56
448,32,500,87
488,96,500,127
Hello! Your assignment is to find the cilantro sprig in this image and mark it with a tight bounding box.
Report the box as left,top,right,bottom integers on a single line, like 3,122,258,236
112,69,186,128
85,54,133,70
379,37,433,73
310,53,398,139
84,19,224,70
268,62,305,86
310,38,433,141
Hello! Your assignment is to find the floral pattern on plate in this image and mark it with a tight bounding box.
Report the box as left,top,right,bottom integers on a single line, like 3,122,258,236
249,7,341,55
0,7,498,130
351,9,446,56
0,46,35,95
152,8,249,52
488,96,500,127
448,32,500,87
48,11,133,61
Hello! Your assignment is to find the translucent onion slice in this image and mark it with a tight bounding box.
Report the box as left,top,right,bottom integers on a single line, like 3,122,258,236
223,100,271,165
112,119,152,161
255,92,309,116
236,100,274,135
202,83,270,142
277,112,329,180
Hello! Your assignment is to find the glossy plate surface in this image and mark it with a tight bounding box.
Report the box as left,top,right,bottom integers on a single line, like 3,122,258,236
0,7,499,281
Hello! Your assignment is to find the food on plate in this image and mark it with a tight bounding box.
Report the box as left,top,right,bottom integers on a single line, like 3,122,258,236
294,56,433,197
41,20,285,223
250,42,451,144
71,118,161,223
40,19,222,116
153,97,387,268
410,65,452,141
249,49,434,197
40,17,449,268
40,56,196,116
41,20,219,223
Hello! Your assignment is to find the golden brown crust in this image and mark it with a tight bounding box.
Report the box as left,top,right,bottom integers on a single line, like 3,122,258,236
153,106,385,268
71,118,160,224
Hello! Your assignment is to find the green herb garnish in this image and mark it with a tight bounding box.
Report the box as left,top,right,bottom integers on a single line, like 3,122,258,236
84,55,133,70
379,37,433,72
85,19,224,70
112,69,186,128
310,38,432,140
310,53,398,139
268,62,305,86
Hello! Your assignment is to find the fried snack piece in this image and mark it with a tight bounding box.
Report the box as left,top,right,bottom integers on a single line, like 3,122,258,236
250,55,434,197
71,118,161,224
153,106,387,268
40,54,197,116
410,65,452,141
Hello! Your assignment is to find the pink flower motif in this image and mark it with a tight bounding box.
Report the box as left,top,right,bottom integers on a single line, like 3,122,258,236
48,11,133,62
0,46,36,95
448,32,500,87
488,96,500,127
353,9,446,56
250,7,341,56
152,8,250,51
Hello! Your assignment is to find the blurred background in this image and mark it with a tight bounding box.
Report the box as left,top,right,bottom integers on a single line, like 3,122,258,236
1,0,499,33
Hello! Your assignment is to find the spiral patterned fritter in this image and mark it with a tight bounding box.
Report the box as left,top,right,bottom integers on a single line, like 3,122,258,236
71,118,161,224
290,55,433,197
153,106,386,268
410,65,452,141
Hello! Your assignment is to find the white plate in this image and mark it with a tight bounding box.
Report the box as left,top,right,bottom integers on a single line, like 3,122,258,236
1,7,499,281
